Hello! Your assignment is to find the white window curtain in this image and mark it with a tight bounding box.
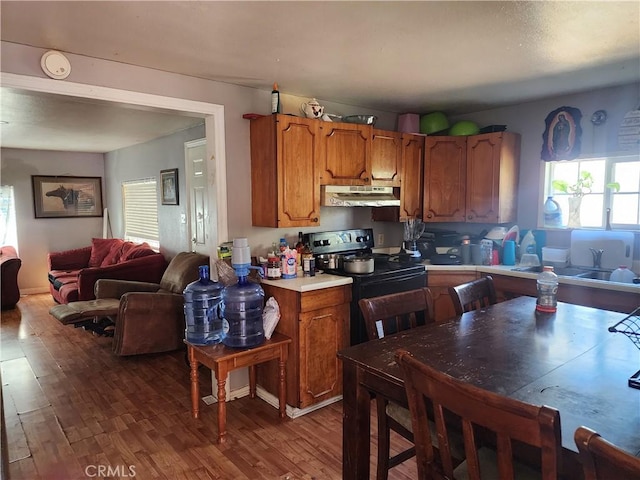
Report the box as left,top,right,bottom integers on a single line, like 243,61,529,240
122,178,159,249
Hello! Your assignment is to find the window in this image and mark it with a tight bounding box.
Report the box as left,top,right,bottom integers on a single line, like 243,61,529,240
122,178,159,249
544,154,640,229
0,186,17,247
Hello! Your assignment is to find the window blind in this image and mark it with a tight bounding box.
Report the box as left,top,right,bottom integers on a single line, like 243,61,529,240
122,178,159,245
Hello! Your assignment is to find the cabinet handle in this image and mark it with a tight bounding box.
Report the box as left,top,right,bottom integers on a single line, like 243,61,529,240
363,177,370,183
313,217,319,223
427,213,433,219
468,215,473,220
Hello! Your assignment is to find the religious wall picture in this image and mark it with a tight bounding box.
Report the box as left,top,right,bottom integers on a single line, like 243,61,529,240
160,168,179,205
32,175,103,218
541,106,582,161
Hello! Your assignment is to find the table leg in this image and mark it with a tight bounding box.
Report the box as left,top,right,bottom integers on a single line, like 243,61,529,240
278,356,287,419
249,365,256,399
342,360,371,480
188,346,200,419
215,366,228,444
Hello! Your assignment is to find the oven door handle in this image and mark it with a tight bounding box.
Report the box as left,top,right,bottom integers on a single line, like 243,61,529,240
359,270,426,288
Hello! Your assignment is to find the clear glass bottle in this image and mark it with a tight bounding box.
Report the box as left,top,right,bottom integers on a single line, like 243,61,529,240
536,266,558,313
271,82,281,114
183,265,225,345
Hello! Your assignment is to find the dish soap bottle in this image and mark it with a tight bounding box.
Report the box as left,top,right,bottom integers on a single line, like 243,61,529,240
520,230,537,255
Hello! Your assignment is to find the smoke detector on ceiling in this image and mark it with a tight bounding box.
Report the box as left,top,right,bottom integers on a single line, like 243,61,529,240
40,50,71,80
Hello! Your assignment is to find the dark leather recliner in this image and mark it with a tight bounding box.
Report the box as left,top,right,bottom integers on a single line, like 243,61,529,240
94,251,209,356
1,246,22,309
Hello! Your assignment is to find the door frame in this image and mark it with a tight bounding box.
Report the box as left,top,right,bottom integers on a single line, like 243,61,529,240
0,72,229,250
184,137,208,254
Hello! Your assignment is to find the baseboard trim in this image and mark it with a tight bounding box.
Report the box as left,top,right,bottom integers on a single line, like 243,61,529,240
256,386,342,419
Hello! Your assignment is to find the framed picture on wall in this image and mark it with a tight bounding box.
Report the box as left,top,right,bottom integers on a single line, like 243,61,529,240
32,175,103,218
160,168,179,205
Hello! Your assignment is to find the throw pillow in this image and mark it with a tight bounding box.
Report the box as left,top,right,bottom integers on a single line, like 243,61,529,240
121,243,157,261
88,238,121,267
100,239,125,266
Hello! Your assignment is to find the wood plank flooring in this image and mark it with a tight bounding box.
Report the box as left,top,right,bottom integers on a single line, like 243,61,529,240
1,293,417,480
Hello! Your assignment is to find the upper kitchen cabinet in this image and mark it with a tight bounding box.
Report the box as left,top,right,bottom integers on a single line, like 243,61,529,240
370,129,401,186
423,136,467,222
318,122,372,185
398,133,424,219
250,115,322,227
465,132,520,223
423,132,520,223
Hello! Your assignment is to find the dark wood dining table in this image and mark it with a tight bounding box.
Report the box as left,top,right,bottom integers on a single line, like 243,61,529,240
337,296,640,479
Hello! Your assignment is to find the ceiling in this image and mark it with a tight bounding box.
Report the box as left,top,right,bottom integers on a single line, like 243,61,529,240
1,1,639,153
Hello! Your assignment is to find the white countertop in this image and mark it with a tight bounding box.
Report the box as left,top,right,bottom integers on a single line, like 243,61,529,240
421,262,640,294
261,272,352,292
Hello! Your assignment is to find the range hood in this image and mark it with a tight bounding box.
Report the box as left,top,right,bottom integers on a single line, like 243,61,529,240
321,185,400,207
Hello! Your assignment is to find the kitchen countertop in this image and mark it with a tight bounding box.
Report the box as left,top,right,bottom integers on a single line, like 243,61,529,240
421,262,640,294
261,272,352,292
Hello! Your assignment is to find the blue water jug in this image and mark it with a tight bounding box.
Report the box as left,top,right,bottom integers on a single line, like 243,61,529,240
183,265,225,345
221,274,265,348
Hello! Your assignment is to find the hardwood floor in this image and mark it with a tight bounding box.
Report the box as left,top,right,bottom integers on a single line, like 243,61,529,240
1,293,416,480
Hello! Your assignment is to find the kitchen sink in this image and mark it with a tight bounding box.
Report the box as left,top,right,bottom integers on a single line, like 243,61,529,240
511,265,612,281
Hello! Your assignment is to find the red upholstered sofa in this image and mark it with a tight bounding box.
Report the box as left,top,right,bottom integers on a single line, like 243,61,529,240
47,238,168,304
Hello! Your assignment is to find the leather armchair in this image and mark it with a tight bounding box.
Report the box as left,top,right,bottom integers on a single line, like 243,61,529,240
95,251,209,356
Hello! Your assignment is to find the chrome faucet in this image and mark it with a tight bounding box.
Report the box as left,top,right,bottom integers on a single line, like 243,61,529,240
589,248,604,269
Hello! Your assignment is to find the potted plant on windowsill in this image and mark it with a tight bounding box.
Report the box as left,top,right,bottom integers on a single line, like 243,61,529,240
552,171,620,228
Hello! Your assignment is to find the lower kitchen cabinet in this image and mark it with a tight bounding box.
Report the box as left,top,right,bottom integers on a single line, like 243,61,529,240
485,272,639,314
257,284,351,409
427,271,478,322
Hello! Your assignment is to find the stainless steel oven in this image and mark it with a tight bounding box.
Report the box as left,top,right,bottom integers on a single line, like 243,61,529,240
304,229,427,345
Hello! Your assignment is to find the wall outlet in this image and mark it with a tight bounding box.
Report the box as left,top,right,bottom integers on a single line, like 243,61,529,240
377,233,384,246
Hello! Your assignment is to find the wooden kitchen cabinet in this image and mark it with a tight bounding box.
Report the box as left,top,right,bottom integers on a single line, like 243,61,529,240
427,270,478,322
371,132,424,221
257,284,351,409
423,136,467,222
423,132,520,223
250,114,322,227
318,121,372,185
370,129,401,186
465,132,520,223
486,272,640,314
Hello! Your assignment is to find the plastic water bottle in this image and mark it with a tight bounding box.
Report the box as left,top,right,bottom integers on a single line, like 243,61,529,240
536,266,559,313
183,265,225,345
221,275,265,348
221,237,265,348
543,196,562,228
610,265,635,284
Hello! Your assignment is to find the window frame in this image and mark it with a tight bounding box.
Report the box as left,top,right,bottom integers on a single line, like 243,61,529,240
544,153,640,230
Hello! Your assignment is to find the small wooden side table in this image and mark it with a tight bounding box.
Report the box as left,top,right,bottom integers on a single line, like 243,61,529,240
186,332,292,444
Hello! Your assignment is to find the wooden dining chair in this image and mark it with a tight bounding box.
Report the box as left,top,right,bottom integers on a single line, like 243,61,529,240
575,426,640,480
396,348,562,480
358,287,435,480
448,275,497,315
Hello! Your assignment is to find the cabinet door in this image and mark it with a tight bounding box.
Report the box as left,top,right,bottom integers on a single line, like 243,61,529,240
399,133,424,220
423,136,467,222
371,129,401,186
276,116,322,226
428,271,477,322
319,122,371,185
465,133,502,223
298,304,348,408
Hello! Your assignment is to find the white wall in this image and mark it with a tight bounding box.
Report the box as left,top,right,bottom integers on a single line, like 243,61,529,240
104,124,206,257
0,148,104,292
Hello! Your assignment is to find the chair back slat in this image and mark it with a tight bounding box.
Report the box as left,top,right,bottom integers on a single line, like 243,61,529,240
396,349,562,480
575,426,640,480
359,287,434,340
449,276,497,315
